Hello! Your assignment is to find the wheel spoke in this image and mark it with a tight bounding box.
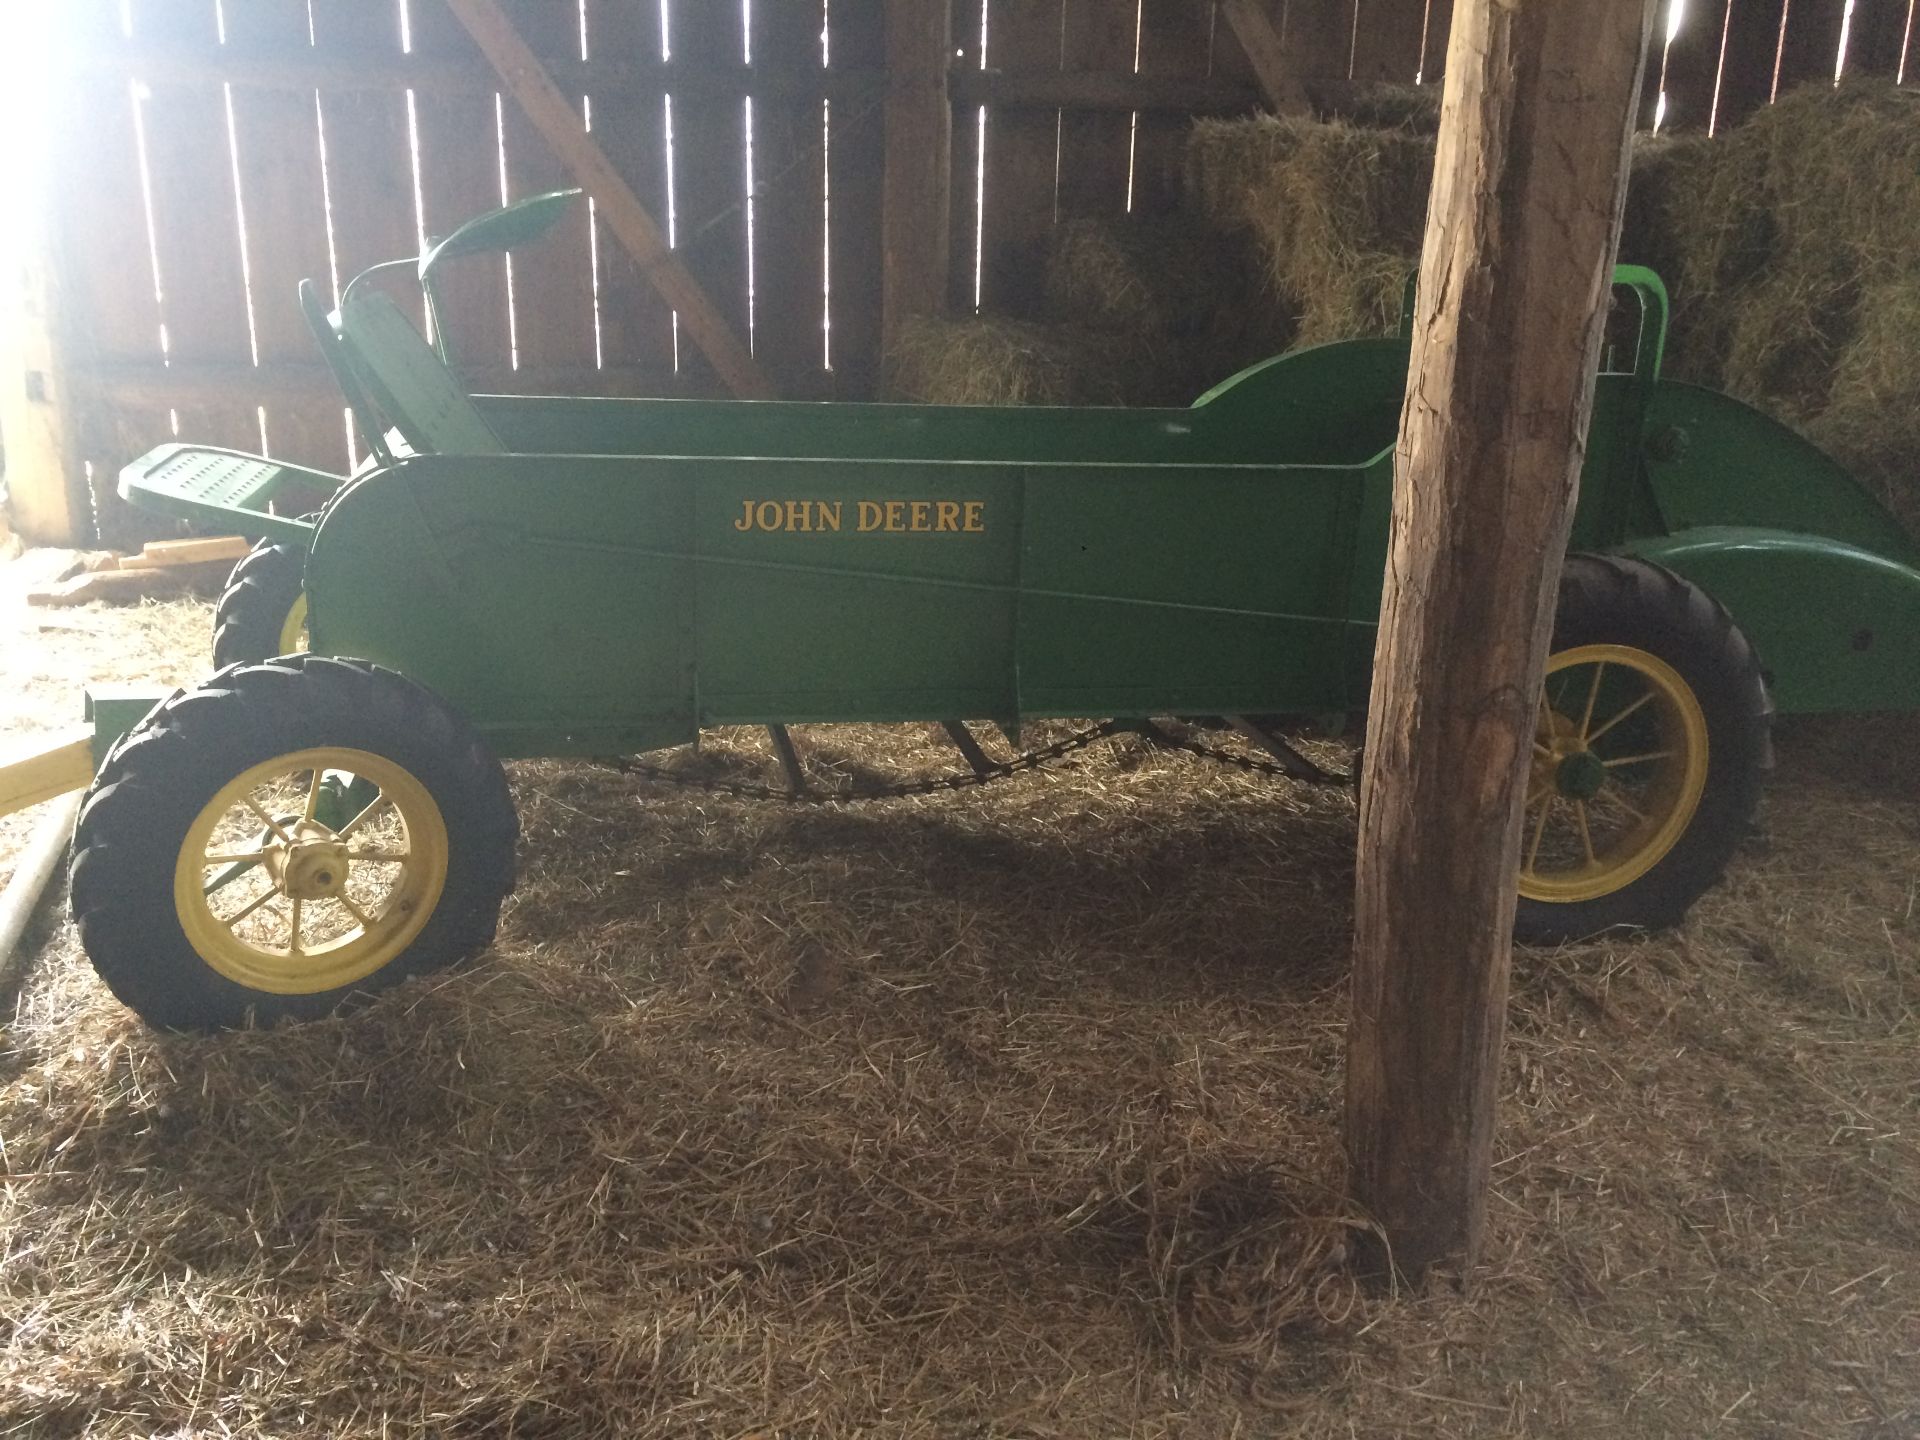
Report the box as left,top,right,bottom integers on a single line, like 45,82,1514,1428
1525,796,1552,876
1601,749,1674,769
336,892,377,931
242,798,297,845
203,859,264,897
301,769,326,825
1607,789,1649,822
1586,690,1657,746
344,847,409,863
1575,802,1597,867
288,898,304,958
1578,662,1606,741
335,793,390,841
223,884,281,930
202,849,269,867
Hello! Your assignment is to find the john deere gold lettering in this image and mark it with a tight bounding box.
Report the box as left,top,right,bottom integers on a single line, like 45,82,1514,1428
734,499,986,534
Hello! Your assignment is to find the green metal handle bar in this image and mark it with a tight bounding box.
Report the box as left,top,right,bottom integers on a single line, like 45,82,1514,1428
1611,264,1669,383
300,278,396,469
1397,263,1670,381
416,188,582,370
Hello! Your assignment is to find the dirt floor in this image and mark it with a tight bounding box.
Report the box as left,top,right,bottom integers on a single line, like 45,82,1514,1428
1,546,1916,1437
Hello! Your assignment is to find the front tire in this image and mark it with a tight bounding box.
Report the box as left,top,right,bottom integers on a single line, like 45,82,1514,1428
1513,555,1771,943
70,657,518,1029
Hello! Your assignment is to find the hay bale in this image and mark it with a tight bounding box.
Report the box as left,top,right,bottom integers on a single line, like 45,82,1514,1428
1322,83,1442,135
1042,216,1295,402
1188,115,1434,345
1044,215,1272,340
1806,275,1920,535
1192,81,1920,531
1639,85,1920,400
884,315,1133,407
1632,84,1920,527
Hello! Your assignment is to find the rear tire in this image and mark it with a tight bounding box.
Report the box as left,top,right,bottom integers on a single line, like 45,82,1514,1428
70,656,518,1029
212,541,308,668
1513,554,1771,943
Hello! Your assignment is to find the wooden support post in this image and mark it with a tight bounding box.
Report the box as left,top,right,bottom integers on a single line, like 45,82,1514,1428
882,0,952,345
0,218,89,545
1218,0,1314,113
0,12,91,544
440,0,774,400
1345,0,1656,1281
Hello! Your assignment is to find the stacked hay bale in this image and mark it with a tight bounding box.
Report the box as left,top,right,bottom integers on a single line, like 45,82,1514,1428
1189,81,1920,531
890,82,1920,535
1630,85,1920,530
884,213,1288,408
1039,215,1294,403
884,316,1131,408
1188,112,1435,346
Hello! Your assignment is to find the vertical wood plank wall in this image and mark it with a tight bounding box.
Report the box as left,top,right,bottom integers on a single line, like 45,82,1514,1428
20,0,1915,543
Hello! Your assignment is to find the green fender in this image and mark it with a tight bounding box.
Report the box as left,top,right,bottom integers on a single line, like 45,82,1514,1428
1624,526,1920,714
1625,380,1920,714
1639,381,1919,563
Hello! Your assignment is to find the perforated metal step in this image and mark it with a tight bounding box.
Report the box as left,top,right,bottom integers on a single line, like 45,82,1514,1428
119,445,341,542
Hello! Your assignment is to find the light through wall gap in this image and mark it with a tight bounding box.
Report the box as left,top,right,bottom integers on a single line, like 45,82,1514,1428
399,1,436,345
662,0,682,372
1124,0,1143,214
743,0,758,355
1771,0,1793,102
822,0,833,371
972,2,990,313
1652,0,1685,133
495,91,521,370
1709,0,1734,136
581,0,606,370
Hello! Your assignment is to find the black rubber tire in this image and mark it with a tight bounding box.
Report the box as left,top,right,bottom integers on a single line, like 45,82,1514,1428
69,656,518,1030
1513,554,1772,944
212,541,308,669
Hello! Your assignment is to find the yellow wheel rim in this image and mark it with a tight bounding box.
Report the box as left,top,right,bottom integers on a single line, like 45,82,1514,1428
1518,644,1710,905
279,592,310,655
172,747,449,995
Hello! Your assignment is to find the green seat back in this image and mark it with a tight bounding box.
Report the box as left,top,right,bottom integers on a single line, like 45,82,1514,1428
338,291,506,457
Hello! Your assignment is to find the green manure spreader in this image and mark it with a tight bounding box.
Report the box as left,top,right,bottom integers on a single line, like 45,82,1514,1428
7,192,1920,1029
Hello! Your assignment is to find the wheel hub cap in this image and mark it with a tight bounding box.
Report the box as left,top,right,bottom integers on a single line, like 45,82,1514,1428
280,838,352,900
1555,749,1608,801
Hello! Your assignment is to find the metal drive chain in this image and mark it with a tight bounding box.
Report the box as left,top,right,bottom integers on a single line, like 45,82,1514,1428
602,722,1353,805
1139,728,1356,789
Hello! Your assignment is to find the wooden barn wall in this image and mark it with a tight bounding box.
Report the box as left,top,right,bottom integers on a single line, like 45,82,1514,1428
45,0,887,544
25,0,1917,543
949,0,1914,319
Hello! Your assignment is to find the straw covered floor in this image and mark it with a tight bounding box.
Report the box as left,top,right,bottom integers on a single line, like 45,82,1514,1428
1,574,1916,1436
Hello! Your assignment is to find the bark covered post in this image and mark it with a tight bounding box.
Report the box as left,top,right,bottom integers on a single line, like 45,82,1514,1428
1346,0,1658,1281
